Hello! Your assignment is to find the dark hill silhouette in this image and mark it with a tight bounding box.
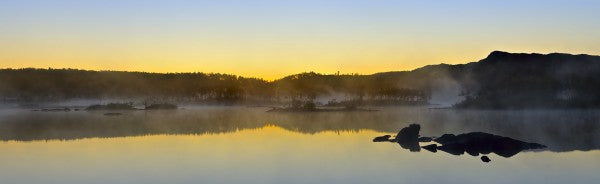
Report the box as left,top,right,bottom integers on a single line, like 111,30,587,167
455,51,600,109
1,51,600,108
364,51,600,108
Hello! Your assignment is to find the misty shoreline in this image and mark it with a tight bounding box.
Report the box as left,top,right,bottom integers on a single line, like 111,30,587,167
2,51,600,109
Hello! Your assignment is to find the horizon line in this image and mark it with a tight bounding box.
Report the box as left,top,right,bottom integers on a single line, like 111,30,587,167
2,50,598,80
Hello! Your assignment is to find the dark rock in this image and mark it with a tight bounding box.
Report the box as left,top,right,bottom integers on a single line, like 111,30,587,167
398,141,421,152
481,156,491,162
394,124,421,152
466,149,480,156
373,123,547,162
422,144,438,153
418,137,433,142
103,112,123,116
437,143,466,155
373,135,392,142
434,134,457,144
395,124,420,143
434,132,547,157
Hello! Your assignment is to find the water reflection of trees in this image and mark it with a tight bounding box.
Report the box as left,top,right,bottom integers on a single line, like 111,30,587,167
0,107,598,152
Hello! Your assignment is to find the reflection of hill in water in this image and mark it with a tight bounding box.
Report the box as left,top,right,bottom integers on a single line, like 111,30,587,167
0,107,598,152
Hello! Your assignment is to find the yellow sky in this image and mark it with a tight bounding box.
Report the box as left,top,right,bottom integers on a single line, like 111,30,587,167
3,39,598,80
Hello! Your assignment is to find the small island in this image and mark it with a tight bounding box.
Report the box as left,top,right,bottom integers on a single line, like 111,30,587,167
267,100,377,112
144,103,178,110
85,103,137,110
84,102,178,111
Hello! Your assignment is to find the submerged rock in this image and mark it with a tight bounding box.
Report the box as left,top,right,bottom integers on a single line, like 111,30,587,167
398,141,421,152
103,112,123,116
422,144,438,153
481,156,491,163
418,137,433,142
373,135,392,142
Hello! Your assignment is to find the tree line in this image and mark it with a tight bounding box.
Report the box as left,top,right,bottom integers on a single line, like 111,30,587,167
3,51,598,108
0,68,430,105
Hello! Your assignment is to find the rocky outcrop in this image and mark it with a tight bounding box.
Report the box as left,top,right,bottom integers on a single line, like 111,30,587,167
431,132,547,157
373,124,547,162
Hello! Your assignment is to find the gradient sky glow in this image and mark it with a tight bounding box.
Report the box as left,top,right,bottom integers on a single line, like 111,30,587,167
1,0,599,79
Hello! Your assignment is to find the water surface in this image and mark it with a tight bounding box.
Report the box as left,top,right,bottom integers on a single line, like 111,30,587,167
0,107,598,184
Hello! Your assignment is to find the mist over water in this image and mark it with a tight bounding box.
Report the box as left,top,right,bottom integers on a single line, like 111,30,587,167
0,106,599,184
428,76,465,107
1,106,598,152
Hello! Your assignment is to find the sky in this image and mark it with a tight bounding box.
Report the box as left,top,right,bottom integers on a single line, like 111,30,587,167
1,0,599,80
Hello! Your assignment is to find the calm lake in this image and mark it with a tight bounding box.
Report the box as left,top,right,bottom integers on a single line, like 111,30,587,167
0,106,598,184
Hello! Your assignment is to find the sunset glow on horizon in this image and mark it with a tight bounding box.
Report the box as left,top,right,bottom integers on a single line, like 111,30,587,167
2,0,600,79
